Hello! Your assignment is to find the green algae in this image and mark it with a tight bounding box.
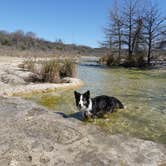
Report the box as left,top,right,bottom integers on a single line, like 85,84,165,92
37,95,62,109
94,108,166,144
24,89,77,114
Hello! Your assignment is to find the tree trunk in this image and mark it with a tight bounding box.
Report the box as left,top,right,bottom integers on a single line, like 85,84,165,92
128,10,132,57
147,43,151,65
147,34,152,65
118,26,121,60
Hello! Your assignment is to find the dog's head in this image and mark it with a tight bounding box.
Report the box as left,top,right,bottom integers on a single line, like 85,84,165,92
74,90,91,111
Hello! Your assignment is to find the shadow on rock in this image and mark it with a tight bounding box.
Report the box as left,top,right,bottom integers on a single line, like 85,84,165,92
55,111,83,121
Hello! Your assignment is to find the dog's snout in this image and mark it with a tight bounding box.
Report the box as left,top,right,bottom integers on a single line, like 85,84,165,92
78,103,81,108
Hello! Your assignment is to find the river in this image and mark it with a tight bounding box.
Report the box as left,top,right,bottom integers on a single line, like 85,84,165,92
24,58,166,144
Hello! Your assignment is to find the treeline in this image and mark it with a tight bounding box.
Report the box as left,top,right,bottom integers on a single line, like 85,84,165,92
0,30,59,50
103,0,166,67
0,30,95,55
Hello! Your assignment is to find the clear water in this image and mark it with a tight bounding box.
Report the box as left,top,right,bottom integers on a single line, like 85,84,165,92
24,61,166,144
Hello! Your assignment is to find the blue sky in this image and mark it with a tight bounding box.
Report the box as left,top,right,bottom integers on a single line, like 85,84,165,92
0,0,165,48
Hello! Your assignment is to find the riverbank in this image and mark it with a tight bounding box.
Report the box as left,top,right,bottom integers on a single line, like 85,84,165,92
0,56,83,96
0,97,166,165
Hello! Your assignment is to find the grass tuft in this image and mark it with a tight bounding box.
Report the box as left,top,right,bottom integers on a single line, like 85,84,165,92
19,59,76,83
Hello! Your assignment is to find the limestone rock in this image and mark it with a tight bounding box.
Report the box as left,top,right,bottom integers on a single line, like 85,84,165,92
1,74,26,85
0,97,165,165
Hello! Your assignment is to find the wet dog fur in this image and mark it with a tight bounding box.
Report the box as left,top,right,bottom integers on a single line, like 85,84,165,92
74,90,124,120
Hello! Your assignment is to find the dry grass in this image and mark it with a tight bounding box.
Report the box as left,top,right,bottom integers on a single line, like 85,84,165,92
99,53,120,66
41,60,61,83
59,59,76,78
19,59,76,83
0,46,82,58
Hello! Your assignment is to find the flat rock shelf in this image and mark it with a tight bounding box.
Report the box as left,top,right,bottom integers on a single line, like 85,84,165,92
0,97,166,166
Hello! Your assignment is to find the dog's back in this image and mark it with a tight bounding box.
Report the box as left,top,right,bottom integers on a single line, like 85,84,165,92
91,95,124,116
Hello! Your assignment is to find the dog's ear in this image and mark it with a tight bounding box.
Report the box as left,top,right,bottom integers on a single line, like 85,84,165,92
84,90,90,98
74,91,80,99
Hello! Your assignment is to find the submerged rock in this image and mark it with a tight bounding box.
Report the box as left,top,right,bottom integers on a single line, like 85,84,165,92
0,97,165,166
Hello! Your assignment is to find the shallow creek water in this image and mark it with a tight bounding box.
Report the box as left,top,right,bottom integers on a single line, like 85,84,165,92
24,59,166,144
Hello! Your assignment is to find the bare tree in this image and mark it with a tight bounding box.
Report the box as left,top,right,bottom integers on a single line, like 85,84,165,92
102,0,165,67
26,32,36,39
103,0,123,59
11,30,24,48
103,0,146,65
122,0,140,57
143,2,165,64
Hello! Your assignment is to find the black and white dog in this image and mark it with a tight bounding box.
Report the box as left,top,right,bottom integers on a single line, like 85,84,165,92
74,90,124,119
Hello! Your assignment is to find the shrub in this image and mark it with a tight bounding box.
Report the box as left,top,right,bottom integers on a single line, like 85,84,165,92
41,60,61,83
124,52,146,67
59,59,76,78
99,53,120,66
18,59,75,83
